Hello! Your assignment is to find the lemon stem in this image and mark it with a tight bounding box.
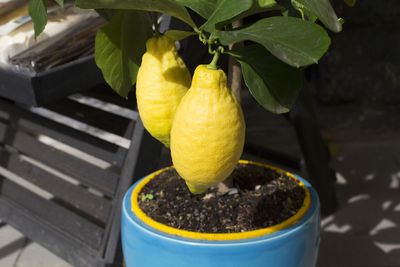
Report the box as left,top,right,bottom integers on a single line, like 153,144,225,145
207,49,220,70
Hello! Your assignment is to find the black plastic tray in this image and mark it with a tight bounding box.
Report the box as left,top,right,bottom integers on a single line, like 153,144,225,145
0,55,104,107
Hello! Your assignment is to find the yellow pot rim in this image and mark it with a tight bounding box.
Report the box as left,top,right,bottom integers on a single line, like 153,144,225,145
131,160,311,241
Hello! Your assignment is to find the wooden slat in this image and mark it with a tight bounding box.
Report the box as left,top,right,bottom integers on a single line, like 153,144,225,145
0,70,37,106
34,55,105,107
103,120,163,262
81,84,137,110
0,149,111,224
0,99,126,166
0,177,104,250
0,120,7,142
28,107,131,149
0,197,106,267
11,130,119,197
69,94,138,121
45,98,133,137
19,118,125,166
0,86,159,266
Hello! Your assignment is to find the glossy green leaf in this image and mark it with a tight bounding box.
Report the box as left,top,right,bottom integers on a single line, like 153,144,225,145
220,0,281,27
258,0,276,6
76,0,196,29
95,10,152,98
96,9,115,21
291,0,317,22
175,0,216,19
243,0,281,17
290,0,341,32
201,0,253,32
54,0,63,7
164,30,196,40
219,16,330,68
29,0,47,37
229,44,302,114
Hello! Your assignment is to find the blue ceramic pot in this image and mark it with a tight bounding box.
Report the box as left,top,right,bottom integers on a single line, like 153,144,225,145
121,161,320,267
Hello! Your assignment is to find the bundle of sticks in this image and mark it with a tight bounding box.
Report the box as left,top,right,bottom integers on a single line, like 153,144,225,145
9,15,105,72
1,0,104,72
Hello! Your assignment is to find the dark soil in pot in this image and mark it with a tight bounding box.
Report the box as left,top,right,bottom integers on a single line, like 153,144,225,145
138,163,305,233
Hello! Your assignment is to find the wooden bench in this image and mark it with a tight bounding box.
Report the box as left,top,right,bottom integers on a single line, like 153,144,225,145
0,85,162,266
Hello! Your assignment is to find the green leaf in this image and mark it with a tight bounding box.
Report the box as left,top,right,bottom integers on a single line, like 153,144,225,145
201,0,253,32
258,0,276,6
95,10,152,98
218,0,282,28
344,0,356,7
141,193,154,201
244,0,281,16
219,16,330,68
291,0,317,22
279,0,316,21
164,30,196,40
286,0,341,32
175,0,216,19
76,0,196,29
95,9,115,21
279,0,301,18
178,0,274,25
54,0,63,7
29,0,47,37
229,44,302,114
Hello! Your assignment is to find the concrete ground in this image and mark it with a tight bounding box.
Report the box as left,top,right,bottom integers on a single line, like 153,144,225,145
0,226,71,267
316,107,400,267
244,94,400,267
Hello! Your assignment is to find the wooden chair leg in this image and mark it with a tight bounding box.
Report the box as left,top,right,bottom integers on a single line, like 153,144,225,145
288,86,338,215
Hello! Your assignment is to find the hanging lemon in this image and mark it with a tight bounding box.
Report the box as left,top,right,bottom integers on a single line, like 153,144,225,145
170,65,245,194
136,35,191,147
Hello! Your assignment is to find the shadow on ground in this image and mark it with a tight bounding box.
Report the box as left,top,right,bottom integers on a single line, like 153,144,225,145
317,142,400,267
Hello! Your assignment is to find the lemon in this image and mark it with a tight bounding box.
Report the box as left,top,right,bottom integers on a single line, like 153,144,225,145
136,35,191,147
170,65,245,194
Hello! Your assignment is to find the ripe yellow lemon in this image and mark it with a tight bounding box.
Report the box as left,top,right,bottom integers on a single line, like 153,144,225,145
136,35,191,147
170,65,245,194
